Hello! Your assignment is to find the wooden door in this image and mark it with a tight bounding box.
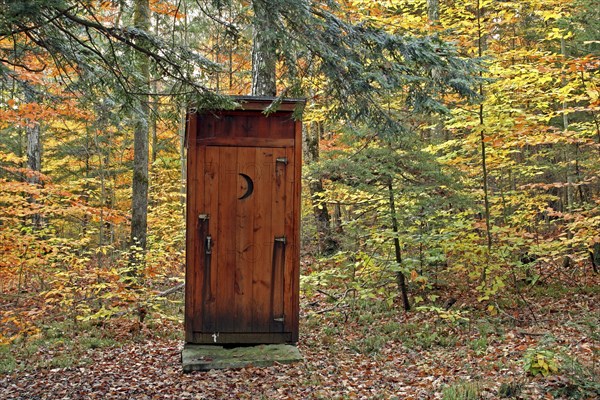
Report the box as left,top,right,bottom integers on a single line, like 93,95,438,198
195,145,294,341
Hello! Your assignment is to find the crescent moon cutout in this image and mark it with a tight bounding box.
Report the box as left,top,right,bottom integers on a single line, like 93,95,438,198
238,173,254,200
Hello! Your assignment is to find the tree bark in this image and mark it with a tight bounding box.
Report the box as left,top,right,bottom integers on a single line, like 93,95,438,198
590,243,600,274
251,0,277,96
388,179,410,311
25,90,43,229
130,0,150,261
476,0,492,282
150,14,159,166
304,122,338,254
427,0,439,24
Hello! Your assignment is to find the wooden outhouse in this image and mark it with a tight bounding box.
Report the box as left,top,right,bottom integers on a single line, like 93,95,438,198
184,96,303,345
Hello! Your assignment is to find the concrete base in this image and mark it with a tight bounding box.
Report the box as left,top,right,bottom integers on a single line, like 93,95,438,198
182,344,303,372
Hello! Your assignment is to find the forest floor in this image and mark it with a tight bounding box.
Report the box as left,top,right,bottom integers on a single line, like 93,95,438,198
1,268,598,399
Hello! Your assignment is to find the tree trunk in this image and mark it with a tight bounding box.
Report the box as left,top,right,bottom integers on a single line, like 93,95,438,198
304,122,338,254
25,90,43,229
387,179,410,311
251,0,277,96
476,0,492,282
590,243,600,274
130,0,150,265
150,14,159,166
427,0,439,24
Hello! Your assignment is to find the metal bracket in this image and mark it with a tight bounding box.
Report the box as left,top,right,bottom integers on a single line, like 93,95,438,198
276,157,288,165
274,236,286,244
198,214,209,221
205,235,212,254
273,317,284,323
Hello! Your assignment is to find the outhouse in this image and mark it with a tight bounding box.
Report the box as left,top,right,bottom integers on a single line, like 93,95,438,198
184,96,303,345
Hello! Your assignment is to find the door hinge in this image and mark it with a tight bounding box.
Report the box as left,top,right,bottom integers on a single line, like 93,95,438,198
276,157,288,165
198,214,209,221
274,236,286,244
273,317,284,323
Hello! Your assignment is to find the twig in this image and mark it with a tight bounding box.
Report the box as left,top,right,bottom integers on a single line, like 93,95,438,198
516,329,547,337
155,283,185,297
112,283,185,318
316,289,339,301
510,265,538,324
315,304,350,315
494,301,522,323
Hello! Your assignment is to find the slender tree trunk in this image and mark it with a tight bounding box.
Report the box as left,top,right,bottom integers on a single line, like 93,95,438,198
590,243,600,274
309,179,337,253
427,0,439,24
150,14,159,166
130,0,150,266
476,0,492,282
388,179,410,311
304,122,338,254
25,91,43,229
332,202,343,234
251,0,277,96
181,1,189,215
180,111,187,215
561,37,574,212
427,0,445,142
560,37,576,267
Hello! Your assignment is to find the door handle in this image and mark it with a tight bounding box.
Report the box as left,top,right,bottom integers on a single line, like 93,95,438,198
205,235,212,254
271,235,286,329
198,214,213,301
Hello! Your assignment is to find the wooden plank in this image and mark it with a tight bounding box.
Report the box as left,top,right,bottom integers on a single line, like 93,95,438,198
184,114,198,341
291,120,303,342
234,147,256,332
197,115,216,140
256,114,271,138
280,146,295,336
190,332,293,345
196,113,294,139
271,115,295,139
241,116,257,137
251,147,275,333
191,145,207,334
270,148,286,332
216,146,238,333
187,99,304,344
206,110,293,118
202,146,220,332
197,137,294,147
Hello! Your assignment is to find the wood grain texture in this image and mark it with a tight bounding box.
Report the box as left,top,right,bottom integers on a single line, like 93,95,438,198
184,113,198,342
185,98,303,344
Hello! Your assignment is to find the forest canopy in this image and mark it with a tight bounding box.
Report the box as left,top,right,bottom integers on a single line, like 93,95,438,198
1,0,599,366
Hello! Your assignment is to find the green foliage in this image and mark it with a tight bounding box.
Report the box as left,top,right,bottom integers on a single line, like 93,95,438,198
523,348,560,377
442,380,482,400
415,305,470,324
349,335,388,355
397,323,459,350
0,0,599,381
498,380,524,398
551,353,600,399
0,345,17,374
